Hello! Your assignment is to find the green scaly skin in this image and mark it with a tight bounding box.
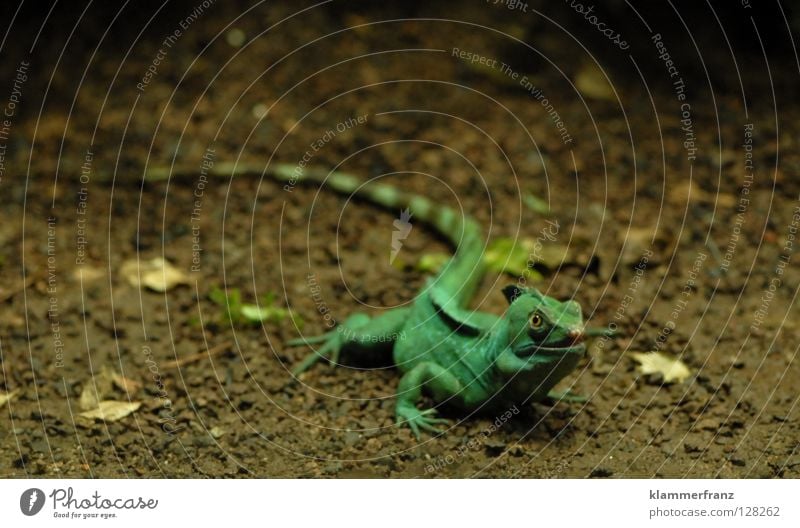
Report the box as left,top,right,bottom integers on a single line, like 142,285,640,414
193,162,607,438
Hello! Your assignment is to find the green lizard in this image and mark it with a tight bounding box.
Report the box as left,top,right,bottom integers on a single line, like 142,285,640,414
266,164,609,438
176,162,607,438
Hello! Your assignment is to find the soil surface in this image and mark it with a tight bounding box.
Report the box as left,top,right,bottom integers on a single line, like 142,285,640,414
1,1,799,477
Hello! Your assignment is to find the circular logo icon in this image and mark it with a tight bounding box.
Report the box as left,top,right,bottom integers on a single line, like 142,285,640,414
20,488,45,516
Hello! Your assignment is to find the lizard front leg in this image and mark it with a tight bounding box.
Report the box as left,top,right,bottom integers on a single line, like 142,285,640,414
395,362,463,439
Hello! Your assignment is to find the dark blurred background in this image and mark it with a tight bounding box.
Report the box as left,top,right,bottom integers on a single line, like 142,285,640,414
1,0,799,119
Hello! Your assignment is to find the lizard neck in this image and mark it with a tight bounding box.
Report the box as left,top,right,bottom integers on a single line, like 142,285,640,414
481,319,512,386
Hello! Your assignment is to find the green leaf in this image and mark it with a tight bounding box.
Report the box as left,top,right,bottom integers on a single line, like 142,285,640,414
523,193,550,215
241,304,275,322
209,287,244,324
415,253,450,274
209,287,302,328
261,291,276,306
484,238,543,280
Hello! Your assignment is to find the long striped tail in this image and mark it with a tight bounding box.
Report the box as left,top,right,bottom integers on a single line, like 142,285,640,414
149,162,487,307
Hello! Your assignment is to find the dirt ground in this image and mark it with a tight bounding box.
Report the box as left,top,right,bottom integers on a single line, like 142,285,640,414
1,1,799,478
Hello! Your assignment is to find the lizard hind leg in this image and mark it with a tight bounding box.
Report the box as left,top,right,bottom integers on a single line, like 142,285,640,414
289,309,410,376
289,313,369,375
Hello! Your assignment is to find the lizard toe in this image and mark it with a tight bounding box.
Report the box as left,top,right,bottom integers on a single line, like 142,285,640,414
285,332,335,347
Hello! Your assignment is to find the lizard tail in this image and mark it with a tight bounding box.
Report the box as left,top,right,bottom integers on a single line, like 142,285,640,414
178,161,486,307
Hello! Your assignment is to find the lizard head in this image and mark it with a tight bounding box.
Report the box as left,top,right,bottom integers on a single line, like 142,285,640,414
495,285,586,393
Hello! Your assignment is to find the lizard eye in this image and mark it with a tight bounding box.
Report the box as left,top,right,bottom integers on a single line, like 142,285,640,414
529,313,544,330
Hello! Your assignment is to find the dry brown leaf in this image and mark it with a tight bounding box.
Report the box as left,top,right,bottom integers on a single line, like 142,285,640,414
0,389,20,408
79,370,114,411
630,351,691,384
575,63,616,101
79,401,141,422
72,266,105,282
120,257,189,292
78,384,100,411
209,426,226,439
668,180,736,208
110,372,142,394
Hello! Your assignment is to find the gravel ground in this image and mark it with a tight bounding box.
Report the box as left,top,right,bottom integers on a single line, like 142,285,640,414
1,1,799,478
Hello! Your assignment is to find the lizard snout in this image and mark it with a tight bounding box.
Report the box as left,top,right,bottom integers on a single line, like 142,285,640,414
567,327,585,346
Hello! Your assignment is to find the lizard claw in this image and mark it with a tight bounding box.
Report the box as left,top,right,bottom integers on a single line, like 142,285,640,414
285,331,336,347
396,404,449,439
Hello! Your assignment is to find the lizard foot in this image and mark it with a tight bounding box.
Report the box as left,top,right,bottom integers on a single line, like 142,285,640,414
395,404,449,439
287,314,371,376
287,330,344,376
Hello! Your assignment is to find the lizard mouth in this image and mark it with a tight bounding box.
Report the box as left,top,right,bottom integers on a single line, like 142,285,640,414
514,343,586,358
